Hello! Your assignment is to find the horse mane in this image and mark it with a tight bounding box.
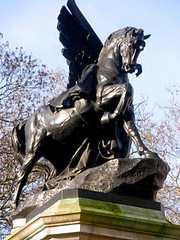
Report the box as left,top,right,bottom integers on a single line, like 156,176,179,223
103,27,135,47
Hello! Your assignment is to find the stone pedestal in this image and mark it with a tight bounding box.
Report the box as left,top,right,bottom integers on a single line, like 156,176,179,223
6,189,180,240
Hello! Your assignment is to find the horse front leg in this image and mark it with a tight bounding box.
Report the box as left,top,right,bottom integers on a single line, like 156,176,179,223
110,83,133,120
123,120,159,159
101,83,133,125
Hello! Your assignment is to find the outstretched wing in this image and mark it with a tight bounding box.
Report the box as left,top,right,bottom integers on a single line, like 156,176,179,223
57,0,103,89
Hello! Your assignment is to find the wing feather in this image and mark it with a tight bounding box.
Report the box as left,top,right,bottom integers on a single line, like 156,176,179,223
57,0,103,88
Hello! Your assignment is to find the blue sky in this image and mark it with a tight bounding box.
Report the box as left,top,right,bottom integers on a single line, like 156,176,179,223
0,0,180,112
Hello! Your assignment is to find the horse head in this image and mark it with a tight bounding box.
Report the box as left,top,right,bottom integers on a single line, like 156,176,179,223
118,27,150,77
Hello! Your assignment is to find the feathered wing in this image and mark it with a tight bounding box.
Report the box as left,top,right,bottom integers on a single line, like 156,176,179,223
57,0,103,89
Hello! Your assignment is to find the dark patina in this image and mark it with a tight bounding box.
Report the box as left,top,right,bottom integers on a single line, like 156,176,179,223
12,0,169,210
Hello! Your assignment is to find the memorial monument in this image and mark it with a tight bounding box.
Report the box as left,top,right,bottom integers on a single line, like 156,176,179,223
7,0,180,239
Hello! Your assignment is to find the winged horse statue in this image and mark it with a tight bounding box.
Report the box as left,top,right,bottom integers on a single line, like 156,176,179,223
12,0,159,208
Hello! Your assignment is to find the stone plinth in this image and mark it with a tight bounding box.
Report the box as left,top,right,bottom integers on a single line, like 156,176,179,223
6,189,180,240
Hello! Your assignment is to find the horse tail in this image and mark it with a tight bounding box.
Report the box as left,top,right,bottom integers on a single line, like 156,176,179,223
12,121,26,157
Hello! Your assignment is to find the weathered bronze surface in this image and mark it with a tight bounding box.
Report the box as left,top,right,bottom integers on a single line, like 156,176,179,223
11,0,169,209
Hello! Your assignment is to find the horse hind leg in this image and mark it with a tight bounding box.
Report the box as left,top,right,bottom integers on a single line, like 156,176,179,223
12,153,37,209
12,126,47,209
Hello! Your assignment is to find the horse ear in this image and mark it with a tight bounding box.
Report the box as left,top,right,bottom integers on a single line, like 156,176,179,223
132,28,138,37
144,34,151,40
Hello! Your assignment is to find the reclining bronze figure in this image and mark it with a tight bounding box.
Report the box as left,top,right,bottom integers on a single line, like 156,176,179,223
12,0,159,208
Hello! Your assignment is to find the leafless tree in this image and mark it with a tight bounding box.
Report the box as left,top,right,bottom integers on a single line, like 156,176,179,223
0,33,65,236
134,89,180,225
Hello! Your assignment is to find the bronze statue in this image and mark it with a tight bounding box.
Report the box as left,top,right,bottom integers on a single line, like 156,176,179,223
12,0,161,209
